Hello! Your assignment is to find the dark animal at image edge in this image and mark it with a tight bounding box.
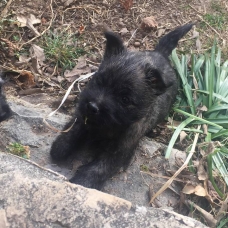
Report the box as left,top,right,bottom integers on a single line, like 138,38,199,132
50,24,193,190
0,76,11,122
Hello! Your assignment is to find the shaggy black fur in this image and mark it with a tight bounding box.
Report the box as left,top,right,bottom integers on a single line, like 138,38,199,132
0,76,11,122
50,24,193,190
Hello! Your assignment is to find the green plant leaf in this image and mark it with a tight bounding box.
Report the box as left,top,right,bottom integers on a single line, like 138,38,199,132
165,117,195,158
207,153,224,199
212,152,228,186
174,108,223,129
171,49,195,114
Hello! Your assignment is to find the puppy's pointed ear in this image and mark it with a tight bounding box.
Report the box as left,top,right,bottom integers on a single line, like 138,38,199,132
145,66,174,95
104,31,126,59
155,23,193,57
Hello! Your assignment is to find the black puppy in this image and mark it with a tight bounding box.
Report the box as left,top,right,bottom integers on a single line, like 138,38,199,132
50,24,193,189
0,76,11,122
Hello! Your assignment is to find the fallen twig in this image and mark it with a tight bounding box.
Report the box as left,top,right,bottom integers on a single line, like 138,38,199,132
141,171,186,183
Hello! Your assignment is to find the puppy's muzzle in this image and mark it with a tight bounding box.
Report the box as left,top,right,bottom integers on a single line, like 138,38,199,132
87,102,99,115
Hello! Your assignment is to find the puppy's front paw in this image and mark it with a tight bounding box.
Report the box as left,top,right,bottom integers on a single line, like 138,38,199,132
69,171,104,190
50,139,72,161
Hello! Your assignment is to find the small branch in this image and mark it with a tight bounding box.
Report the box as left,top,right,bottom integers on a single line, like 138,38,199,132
189,4,203,15
126,29,138,46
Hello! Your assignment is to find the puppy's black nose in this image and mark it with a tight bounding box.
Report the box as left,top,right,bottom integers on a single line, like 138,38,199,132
87,102,99,114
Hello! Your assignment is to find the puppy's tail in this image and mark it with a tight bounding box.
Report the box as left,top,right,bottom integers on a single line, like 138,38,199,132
155,23,193,57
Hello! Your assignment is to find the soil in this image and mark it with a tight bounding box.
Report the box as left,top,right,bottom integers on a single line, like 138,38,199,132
1,0,228,85
0,0,227,113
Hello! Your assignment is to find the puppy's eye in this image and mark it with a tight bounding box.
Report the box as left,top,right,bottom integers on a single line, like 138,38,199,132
121,96,130,104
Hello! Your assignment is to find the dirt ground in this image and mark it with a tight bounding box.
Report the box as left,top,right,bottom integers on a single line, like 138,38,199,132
0,0,228,227
0,0,228,91
0,0,227,112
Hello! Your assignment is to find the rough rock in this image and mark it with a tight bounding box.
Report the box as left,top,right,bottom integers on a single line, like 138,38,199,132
0,152,207,228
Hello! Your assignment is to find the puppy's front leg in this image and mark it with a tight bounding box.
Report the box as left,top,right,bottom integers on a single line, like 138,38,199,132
50,117,87,161
69,147,135,190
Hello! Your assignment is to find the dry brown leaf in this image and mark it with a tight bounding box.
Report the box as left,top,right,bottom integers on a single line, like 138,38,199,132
14,55,31,67
119,0,133,11
182,184,195,194
191,30,199,39
0,38,19,57
29,44,45,63
180,131,187,143
141,16,158,30
157,28,166,37
215,195,228,221
206,142,215,155
41,17,47,25
183,184,207,197
63,0,74,7
14,71,36,89
120,28,129,36
64,56,91,82
202,124,208,134
168,117,182,127
194,185,207,196
23,146,30,158
65,68,91,82
193,160,199,167
199,105,208,112
78,25,85,34
30,57,43,75
75,56,86,69
26,18,41,36
199,148,206,156
197,161,208,181
19,55,31,63
196,37,201,52
168,149,186,170
204,180,216,206
17,14,41,27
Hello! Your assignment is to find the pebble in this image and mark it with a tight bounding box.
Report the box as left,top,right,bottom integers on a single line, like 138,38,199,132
134,42,141,47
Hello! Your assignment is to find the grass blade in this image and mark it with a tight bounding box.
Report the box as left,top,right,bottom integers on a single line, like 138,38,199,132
171,49,196,114
207,153,225,199
209,43,215,106
212,152,228,186
174,108,223,129
165,117,195,158
212,129,228,139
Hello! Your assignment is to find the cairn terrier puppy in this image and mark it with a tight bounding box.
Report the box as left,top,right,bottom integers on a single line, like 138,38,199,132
50,24,193,190
0,76,11,122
